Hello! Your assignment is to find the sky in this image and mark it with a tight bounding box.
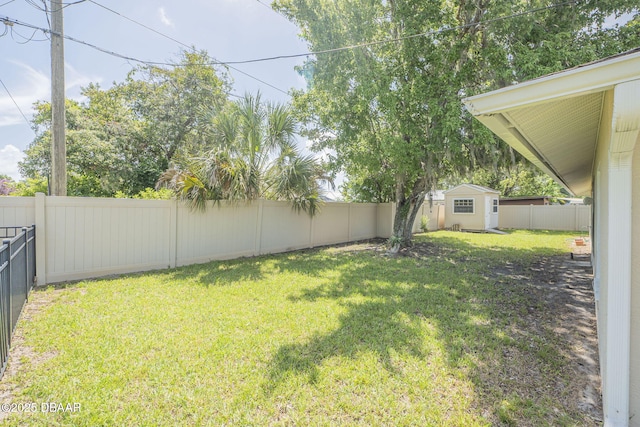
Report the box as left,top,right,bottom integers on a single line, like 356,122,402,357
0,0,310,181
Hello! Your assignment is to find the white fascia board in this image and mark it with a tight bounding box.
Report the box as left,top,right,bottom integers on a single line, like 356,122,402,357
463,51,640,116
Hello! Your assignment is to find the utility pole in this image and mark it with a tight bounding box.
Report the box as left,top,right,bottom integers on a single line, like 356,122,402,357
50,0,66,196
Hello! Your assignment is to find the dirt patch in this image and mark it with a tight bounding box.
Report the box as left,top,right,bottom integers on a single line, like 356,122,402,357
493,255,600,425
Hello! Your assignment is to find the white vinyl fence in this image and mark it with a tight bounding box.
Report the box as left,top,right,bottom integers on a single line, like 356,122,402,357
498,204,591,232
0,194,393,285
0,194,591,285
412,203,445,233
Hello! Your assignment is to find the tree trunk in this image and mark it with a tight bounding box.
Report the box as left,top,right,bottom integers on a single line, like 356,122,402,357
389,176,427,254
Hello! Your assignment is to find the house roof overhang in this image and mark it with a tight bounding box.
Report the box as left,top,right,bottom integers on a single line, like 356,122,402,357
462,49,640,196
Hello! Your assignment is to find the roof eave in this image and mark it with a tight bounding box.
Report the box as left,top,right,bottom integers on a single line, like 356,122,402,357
463,50,640,116
462,51,640,197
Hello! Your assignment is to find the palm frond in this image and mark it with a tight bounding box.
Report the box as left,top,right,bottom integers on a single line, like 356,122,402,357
156,167,210,211
158,92,326,216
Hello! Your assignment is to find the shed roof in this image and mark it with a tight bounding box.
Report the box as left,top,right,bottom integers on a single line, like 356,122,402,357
462,48,640,196
443,183,500,194
499,195,550,201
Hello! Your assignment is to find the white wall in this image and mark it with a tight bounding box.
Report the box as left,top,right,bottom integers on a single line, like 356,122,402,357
631,138,640,423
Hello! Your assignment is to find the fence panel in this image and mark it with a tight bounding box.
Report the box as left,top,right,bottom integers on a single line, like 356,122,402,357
44,198,174,283
0,226,36,378
0,198,35,230
0,241,10,377
260,201,313,254
499,205,591,231
312,203,350,247
0,227,25,239
1,196,397,284
411,203,445,233
176,201,258,266
349,203,378,241
498,206,531,229
9,232,27,333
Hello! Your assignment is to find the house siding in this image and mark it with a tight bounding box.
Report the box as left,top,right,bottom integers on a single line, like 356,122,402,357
630,137,640,422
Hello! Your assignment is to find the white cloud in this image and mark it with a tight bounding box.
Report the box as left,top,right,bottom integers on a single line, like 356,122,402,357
0,62,49,127
0,61,100,128
159,7,175,27
65,63,102,100
0,145,26,181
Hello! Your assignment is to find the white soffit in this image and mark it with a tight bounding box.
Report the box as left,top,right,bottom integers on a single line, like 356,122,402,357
463,50,640,196
503,92,603,195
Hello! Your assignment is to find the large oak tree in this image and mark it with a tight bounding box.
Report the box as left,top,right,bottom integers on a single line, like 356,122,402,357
275,0,639,249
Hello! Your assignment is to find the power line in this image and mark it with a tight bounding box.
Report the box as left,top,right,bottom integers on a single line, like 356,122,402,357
0,0,16,8
223,1,579,65
1,1,582,92
10,25,47,42
87,0,188,50
86,0,289,95
25,0,279,98
0,76,32,127
24,0,86,13
253,0,294,25
1,14,247,100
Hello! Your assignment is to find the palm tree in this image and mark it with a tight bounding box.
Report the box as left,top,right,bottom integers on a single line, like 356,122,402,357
158,93,328,215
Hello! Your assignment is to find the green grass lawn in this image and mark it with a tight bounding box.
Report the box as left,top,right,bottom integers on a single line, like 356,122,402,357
1,230,596,426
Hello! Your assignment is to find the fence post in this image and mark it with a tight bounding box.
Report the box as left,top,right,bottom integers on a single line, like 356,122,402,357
169,199,178,269
529,204,533,230
0,240,8,369
255,200,263,256
2,239,10,347
348,203,353,242
22,228,28,301
34,192,46,286
309,211,315,248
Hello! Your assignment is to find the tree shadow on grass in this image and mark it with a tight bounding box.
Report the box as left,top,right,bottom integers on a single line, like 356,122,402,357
261,237,505,384
162,256,269,286
258,235,599,424
266,282,432,387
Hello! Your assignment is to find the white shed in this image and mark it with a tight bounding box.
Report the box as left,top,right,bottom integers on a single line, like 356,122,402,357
444,184,500,231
